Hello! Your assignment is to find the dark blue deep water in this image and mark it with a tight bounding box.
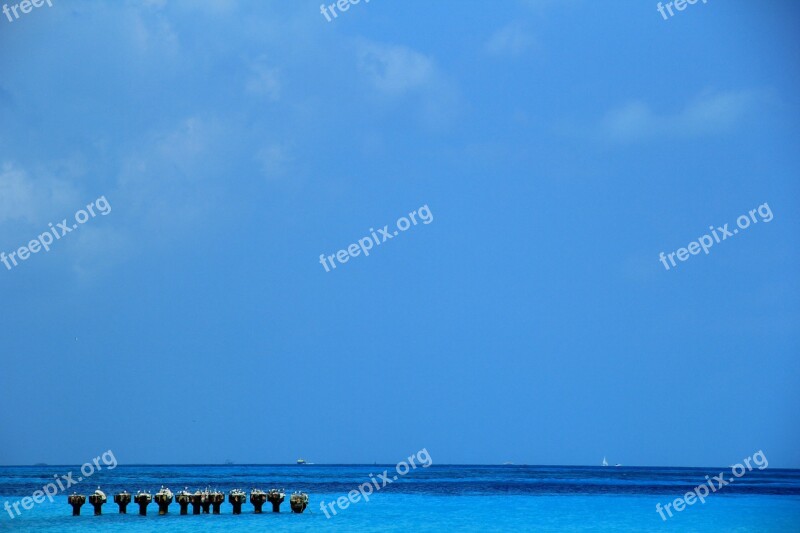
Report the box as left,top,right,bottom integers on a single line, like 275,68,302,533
1,464,799,531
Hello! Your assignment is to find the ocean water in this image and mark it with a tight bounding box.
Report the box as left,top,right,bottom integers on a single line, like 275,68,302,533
1,465,799,532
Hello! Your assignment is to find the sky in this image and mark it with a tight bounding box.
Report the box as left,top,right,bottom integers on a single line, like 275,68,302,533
0,0,798,468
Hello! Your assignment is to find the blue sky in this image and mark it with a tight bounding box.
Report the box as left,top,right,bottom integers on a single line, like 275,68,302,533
0,0,798,467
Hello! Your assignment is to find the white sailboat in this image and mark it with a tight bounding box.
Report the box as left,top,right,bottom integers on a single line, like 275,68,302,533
602,457,608,467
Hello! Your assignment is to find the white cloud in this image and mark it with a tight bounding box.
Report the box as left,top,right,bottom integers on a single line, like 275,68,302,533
595,90,756,143
0,162,80,225
519,0,579,10
178,0,238,14
116,116,226,232
486,23,535,56
155,117,207,161
356,40,460,129
0,161,125,277
0,164,37,223
256,144,293,179
357,42,437,96
70,224,129,280
139,0,167,9
246,59,281,100
128,7,180,56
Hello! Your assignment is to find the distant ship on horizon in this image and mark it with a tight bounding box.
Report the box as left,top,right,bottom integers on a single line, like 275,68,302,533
296,458,314,465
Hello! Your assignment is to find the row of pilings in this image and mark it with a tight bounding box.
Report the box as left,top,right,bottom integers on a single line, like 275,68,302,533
68,487,308,516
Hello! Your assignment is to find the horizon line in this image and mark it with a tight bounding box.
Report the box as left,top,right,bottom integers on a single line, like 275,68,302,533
2,463,797,470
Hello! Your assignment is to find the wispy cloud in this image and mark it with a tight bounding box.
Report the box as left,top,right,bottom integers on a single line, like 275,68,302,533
256,144,294,179
357,42,437,96
485,23,535,56
0,162,80,225
246,57,281,100
356,40,460,128
0,164,37,224
116,116,229,232
128,3,180,56
519,0,580,11
579,90,758,143
0,160,124,277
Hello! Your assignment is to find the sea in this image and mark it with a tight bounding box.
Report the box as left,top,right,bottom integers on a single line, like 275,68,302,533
1,464,799,532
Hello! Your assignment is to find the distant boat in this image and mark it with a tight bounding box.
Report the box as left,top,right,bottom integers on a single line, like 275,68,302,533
602,457,608,467
297,458,307,465
615,463,622,467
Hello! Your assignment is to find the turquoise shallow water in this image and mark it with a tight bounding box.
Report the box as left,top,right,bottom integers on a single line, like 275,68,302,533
1,465,799,531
